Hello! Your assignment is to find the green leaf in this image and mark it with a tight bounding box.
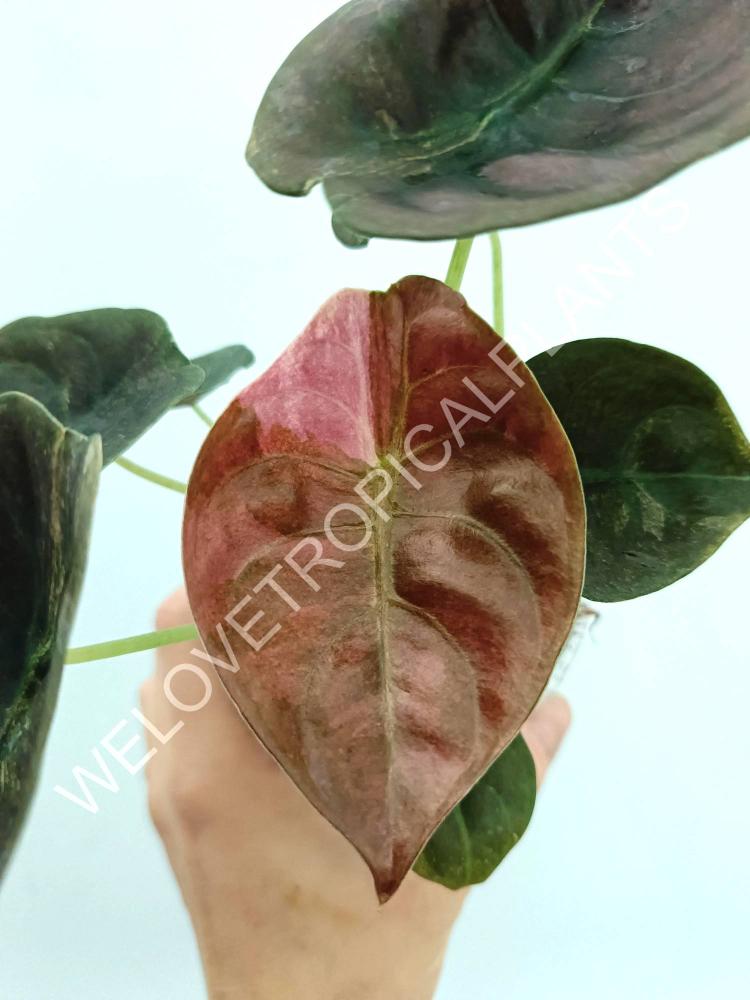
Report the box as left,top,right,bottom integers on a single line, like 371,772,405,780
0,392,101,877
248,0,750,244
414,735,536,890
179,345,255,407
528,339,750,602
0,309,205,463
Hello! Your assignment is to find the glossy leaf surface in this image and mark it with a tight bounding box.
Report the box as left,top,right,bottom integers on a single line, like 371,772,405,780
184,276,585,900
414,734,536,890
248,0,750,245
180,345,256,406
528,339,750,602
0,393,101,877
0,309,204,463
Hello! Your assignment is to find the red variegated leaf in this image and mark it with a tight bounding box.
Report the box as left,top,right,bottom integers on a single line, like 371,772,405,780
183,277,585,901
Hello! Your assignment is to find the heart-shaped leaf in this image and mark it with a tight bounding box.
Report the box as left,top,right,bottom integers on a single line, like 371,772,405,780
0,309,204,463
180,345,256,407
0,393,101,877
183,276,585,901
248,0,750,244
414,733,536,890
528,339,750,602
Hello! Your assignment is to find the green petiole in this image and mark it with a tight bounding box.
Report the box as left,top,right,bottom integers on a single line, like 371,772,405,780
445,238,475,292
115,456,188,495
489,232,504,337
66,624,200,664
192,403,214,428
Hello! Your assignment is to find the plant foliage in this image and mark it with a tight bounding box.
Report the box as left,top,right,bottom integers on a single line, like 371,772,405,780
183,276,586,900
529,339,750,601
248,0,750,244
0,394,101,876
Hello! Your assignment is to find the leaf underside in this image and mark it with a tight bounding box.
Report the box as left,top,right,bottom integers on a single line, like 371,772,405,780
248,0,750,244
0,309,204,463
183,276,585,901
414,734,536,890
528,338,750,602
0,392,101,877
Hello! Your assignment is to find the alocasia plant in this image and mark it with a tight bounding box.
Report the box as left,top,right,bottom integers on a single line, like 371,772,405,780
182,276,586,899
528,339,750,601
0,308,253,873
248,0,750,245
0,394,101,877
414,733,536,890
1,0,749,929
0,309,253,464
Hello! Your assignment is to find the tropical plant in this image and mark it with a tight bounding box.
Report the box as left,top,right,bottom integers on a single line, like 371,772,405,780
2,0,749,901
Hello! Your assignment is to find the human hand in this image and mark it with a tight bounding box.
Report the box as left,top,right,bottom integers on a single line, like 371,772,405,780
141,588,571,1000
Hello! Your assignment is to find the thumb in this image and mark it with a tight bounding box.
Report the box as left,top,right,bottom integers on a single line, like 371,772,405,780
521,695,572,788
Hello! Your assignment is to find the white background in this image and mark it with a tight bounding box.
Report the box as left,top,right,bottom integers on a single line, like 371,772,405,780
0,2,748,997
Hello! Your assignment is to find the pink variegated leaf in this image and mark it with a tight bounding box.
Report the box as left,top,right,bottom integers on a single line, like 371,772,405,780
183,277,585,901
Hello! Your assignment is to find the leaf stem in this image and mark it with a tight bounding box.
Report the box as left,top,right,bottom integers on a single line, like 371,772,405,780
66,625,200,664
115,456,188,495
489,232,504,336
445,238,474,292
192,403,214,428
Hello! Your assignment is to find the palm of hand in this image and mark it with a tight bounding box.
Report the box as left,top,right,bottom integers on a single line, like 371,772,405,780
141,589,569,1000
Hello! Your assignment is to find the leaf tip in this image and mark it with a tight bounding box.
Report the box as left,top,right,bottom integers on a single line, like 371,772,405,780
332,215,369,249
373,873,403,906
367,845,418,905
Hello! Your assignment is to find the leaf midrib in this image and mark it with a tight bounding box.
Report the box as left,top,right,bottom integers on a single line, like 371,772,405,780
334,0,609,176
583,469,750,486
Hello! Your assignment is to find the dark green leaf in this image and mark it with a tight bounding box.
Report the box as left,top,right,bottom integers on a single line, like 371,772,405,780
179,345,255,406
528,339,750,602
248,0,750,244
0,309,205,463
414,735,536,890
0,392,101,877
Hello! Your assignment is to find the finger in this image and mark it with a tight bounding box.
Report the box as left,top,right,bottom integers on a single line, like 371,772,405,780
152,587,245,730
155,587,192,629
522,695,571,788
139,678,158,755
153,586,197,685
154,587,194,685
